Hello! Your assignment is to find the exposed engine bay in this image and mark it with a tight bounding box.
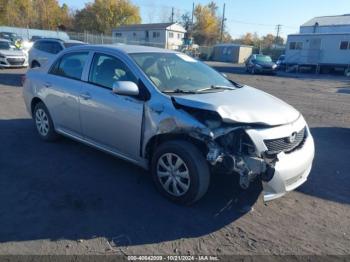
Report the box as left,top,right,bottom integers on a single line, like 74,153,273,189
174,104,278,190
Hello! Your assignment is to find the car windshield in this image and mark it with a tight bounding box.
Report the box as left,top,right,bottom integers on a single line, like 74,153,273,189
0,41,11,50
255,55,272,63
130,52,235,93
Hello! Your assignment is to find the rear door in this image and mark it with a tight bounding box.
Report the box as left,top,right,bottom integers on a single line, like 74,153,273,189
44,51,90,136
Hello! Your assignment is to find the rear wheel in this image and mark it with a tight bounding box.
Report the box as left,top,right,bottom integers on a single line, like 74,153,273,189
151,140,210,205
31,61,40,68
33,102,58,141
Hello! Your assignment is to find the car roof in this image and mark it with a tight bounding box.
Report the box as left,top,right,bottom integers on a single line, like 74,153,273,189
64,39,85,44
35,38,85,44
66,44,177,54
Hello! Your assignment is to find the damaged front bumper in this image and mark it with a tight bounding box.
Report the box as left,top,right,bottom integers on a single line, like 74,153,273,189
208,115,315,202
261,132,314,201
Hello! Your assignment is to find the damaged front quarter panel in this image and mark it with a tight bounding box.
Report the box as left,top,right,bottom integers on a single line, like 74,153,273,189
141,96,215,159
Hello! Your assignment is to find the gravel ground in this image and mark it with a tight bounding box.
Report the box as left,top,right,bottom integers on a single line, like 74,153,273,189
0,65,349,256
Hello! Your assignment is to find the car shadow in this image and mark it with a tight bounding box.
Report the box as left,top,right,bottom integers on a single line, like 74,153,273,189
297,127,350,205
0,118,261,246
337,87,350,94
0,72,24,87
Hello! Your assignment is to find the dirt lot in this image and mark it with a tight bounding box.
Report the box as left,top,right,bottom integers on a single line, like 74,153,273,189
0,64,349,256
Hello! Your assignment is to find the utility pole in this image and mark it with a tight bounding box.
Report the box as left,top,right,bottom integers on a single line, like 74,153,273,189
275,24,282,45
220,3,226,43
191,2,195,26
171,7,175,23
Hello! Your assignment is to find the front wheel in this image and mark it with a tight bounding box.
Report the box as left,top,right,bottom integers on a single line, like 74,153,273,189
151,140,210,205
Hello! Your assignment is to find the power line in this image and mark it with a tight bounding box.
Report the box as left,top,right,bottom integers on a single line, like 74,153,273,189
276,24,282,41
228,19,298,30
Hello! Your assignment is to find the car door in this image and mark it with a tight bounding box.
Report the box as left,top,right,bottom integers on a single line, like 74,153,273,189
79,52,144,160
247,55,255,69
37,41,61,66
44,51,90,136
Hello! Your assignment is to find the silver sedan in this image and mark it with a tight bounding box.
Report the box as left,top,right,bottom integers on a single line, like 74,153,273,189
23,45,314,204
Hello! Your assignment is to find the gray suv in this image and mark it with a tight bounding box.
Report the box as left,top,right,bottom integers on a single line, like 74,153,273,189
28,38,85,68
23,45,314,204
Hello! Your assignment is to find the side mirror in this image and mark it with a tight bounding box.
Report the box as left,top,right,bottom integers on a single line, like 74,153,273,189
112,81,139,96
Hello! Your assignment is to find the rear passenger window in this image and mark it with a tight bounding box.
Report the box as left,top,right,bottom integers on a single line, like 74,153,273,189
38,41,52,53
50,42,63,54
50,52,88,80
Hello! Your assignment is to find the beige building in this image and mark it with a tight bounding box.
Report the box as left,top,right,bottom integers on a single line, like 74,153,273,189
112,23,186,50
211,44,253,64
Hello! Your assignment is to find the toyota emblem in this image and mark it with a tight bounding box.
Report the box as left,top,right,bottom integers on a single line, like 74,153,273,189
286,132,297,143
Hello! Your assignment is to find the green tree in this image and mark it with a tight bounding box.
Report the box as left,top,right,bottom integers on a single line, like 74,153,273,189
74,0,141,34
0,0,33,27
192,2,221,45
0,0,72,30
180,12,192,31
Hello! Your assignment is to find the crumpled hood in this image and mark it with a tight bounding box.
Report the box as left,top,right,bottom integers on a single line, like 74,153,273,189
173,86,300,126
0,49,25,57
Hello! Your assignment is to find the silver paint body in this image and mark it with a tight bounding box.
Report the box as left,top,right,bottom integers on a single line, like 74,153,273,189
23,45,315,201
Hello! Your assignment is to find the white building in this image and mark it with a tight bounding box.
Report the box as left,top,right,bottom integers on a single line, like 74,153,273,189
285,14,350,71
211,44,253,64
112,23,186,50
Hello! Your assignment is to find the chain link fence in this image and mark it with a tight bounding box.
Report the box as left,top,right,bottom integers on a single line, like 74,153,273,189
67,31,166,49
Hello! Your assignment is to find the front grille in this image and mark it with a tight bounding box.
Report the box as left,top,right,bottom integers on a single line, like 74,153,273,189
264,127,306,154
7,58,25,65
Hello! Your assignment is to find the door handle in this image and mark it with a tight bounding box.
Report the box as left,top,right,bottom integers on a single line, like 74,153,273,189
44,82,51,88
80,92,91,100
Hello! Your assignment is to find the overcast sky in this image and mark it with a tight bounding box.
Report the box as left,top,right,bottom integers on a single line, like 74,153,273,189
59,0,350,38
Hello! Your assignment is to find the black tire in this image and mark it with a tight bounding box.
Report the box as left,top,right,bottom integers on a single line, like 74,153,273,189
33,102,59,142
151,140,210,205
31,61,40,68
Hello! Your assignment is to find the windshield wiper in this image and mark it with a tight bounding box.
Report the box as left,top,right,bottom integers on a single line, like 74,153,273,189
162,89,198,94
197,85,236,92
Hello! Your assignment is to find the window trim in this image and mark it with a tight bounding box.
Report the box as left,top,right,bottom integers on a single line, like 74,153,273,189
289,41,303,50
87,51,151,100
48,51,89,81
153,31,160,38
340,40,349,50
87,52,138,90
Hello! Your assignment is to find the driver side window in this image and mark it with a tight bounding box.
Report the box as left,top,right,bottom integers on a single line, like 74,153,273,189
89,53,137,89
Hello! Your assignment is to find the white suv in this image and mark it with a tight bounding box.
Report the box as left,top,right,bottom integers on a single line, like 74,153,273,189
28,38,85,68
